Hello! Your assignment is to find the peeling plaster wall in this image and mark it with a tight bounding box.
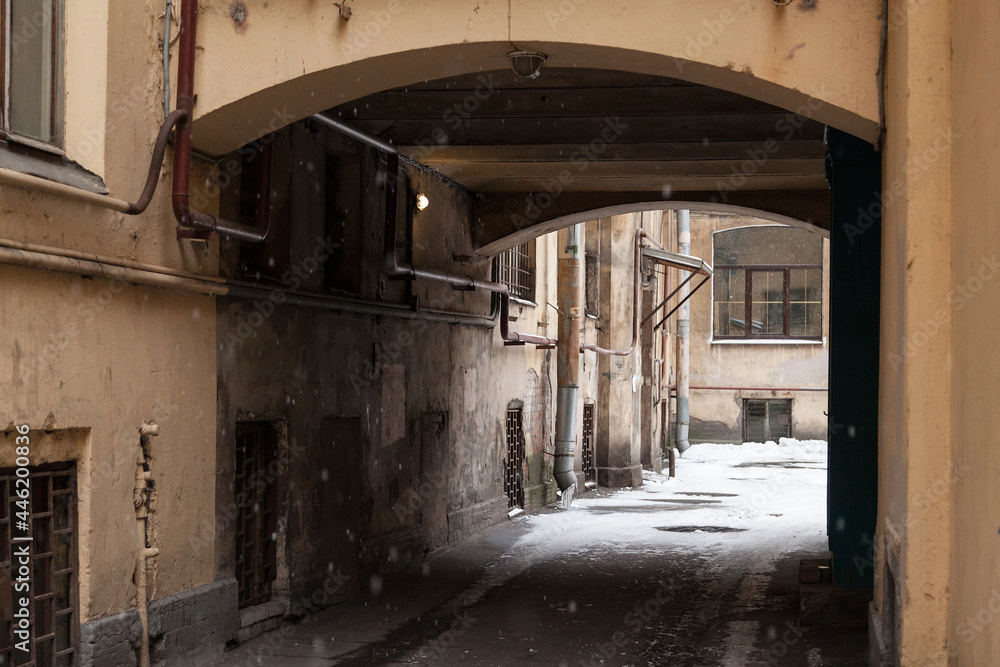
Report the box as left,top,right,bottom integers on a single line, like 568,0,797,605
214,125,559,609
0,267,217,623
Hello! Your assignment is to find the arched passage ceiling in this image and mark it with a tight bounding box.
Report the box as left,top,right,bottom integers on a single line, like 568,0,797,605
189,0,881,157
327,68,833,253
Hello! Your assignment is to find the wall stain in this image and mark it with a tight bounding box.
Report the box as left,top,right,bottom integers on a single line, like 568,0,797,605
230,1,249,33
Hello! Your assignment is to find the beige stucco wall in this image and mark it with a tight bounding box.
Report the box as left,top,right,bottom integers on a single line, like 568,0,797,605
873,0,955,662
948,2,1000,666
0,266,217,622
0,0,223,624
8,1,1000,663
183,0,881,156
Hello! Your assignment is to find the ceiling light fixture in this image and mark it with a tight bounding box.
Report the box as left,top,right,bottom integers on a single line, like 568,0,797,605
508,50,547,80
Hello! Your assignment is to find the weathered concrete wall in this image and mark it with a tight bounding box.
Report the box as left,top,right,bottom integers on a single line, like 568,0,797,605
684,213,829,444
214,123,560,614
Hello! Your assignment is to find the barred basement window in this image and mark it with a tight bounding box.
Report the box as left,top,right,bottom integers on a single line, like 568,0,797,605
0,462,78,666
493,242,535,302
743,399,792,443
582,404,596,484
235,422,279,609
503,409,525,510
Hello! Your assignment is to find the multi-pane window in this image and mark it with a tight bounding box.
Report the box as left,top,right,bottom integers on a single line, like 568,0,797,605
713,226,823,340
0,463,78,666
492,243,534,302
1,0,63,149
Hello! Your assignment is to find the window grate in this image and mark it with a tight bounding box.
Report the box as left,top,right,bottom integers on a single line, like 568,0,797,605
235,422,279,609
503,410,524,510
0,462,78,667
582,404,596,483
743,399,792,443
492,243,534,302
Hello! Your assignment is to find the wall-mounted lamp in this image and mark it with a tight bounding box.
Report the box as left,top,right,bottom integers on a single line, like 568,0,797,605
414,193,430,211
508,50,547,80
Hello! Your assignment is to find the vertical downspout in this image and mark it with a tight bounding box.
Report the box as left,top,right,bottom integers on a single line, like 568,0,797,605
554,225,582,499
675,210,692,454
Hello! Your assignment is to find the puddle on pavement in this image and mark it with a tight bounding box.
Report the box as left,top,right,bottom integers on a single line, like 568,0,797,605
645,498,722,504
673,492,738,497
655,526,747,533
734,461,825,469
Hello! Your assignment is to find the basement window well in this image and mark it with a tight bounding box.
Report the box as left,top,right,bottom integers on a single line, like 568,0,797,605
504,409,525,511
0,463,78,666
743,399,792,443
235,422,279,609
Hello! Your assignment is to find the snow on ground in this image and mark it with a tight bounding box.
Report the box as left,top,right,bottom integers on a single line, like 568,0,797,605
512,438,830,665
518,438,828,556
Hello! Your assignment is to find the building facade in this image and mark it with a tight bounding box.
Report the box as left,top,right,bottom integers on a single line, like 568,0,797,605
1,1,998,665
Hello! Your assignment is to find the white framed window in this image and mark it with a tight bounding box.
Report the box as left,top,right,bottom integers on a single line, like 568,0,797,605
1,0,64,152
713,226,823,341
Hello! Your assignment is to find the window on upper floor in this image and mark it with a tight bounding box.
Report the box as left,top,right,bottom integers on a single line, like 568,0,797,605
712,225,823,340
492,241,535,303
1,0,63,151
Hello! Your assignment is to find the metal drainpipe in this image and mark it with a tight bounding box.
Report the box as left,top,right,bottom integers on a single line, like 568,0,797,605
171,0,268,242
675,210,692,454
579,228,664,356
554,224,582,496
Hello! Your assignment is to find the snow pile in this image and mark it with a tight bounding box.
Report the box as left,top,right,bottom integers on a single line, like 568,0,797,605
681,438,827,463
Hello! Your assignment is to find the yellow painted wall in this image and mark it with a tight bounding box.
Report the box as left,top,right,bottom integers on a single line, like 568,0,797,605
0,266,216,622
874,0,954,661
949,2,1000,665
184,0,881,155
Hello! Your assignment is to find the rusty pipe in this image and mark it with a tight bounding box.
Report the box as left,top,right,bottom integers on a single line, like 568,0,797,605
580,227,664,356
126,109,188,215
171,0,267,243
382,153,555,347
0,110,186,215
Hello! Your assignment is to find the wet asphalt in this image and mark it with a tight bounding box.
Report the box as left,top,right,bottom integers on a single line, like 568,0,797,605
214,465,867,667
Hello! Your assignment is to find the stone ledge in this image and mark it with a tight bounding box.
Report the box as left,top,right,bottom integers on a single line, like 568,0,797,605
448,496,507,544
597,464,642,489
